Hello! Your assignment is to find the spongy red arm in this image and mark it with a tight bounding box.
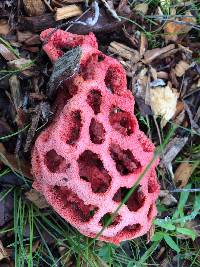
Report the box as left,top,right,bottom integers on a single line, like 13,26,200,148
40,28,97,62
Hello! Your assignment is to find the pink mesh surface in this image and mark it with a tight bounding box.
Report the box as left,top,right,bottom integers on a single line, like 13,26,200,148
32,29,160,245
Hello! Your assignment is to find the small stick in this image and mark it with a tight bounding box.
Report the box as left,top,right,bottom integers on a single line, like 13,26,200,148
169,188,200,193
100,0,121,21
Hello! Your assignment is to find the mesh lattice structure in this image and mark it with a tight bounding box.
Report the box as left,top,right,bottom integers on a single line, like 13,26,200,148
32,29,160,244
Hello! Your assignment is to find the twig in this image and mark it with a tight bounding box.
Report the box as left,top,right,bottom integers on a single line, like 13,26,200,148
145,15,195,19
100,0,121,21
169,188,200,193
85,1,99,26
144,15,200,31
42,0,54,12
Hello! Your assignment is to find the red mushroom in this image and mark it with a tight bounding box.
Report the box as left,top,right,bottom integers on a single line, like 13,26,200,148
32,29,160,245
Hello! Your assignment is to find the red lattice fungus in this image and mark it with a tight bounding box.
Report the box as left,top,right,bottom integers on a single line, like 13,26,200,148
32,29,160,245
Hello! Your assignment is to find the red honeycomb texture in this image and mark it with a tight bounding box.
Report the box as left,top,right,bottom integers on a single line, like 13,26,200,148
32,29,160,245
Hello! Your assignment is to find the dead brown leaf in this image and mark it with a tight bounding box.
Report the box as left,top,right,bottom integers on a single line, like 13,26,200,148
9,75,22,112
17,31,40,45
0,44,17,61
147,224,155,243
60,0,84,3
24,104,42,152
25,189,49,209
175,60,190,77
0,143,33,179
150,85,178,127
174,161,198,188
160,137,188,167
123,27,138,48
134,3,148,15
164,11,197,42
0,19,10,35
8,58,33,70
117,0,131,16
23,0,46,16
0,240,8,261
159,190,177,206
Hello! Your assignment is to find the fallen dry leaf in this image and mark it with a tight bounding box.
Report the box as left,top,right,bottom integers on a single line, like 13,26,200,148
0,44,17,61
24,104,42,152
160,136,189,169
174,161,198,188
25,189,49,209
117,0,131,16
134,3,148,15
147,224,155,243
9,75,22,112
0,19,10,35
164,11,197,42
159,190,177,206
61,0,84,3
17,31,40,45
150,85,178,127
0,240,8,261
175,60,190,77
8,58,33,70
133,67,148,98
23,0,46,16
0,143,33,179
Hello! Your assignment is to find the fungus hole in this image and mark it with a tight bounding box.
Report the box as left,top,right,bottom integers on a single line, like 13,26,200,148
60,46,72,54
105,66,124,94
147,204,154,220
148,171,159,193
89,118,105,144
98,54,105,62
78,150,111,193
99,213,121,227
120,223,141,237
41,130,51,143
110,144,141,175
33,152,41,177
87,90,102,115
44,149,66,173
66,110,82,145
52,185,98,222
109,107,136,136
113,185,145,212
138,133,154,153
81,54,98,80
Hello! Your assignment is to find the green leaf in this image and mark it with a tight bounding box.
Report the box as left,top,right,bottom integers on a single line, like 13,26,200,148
176,227,196,241
152,232,165,241
164,235,180,253
154,219,175,230
173,184,191,219
194,194,200,212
